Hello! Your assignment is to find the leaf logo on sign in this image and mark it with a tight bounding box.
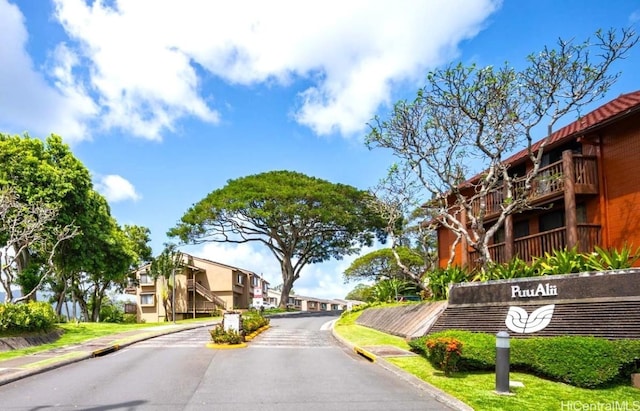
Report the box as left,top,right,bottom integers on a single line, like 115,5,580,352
505,304,555,334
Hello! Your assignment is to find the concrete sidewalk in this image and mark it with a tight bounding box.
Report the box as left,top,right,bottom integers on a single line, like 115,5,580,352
0,321,217,387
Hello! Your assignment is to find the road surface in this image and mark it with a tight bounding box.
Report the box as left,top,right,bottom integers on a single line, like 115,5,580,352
0,312,454,410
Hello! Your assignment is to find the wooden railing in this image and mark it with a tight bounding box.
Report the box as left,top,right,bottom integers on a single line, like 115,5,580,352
469,224,601,267
187,279,227,309
470,155,598,219
186,300,221,313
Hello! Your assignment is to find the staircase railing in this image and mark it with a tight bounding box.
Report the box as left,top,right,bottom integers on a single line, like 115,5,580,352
187,279,227,309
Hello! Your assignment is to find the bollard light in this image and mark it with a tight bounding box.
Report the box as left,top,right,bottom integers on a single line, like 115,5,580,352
495,331,510,394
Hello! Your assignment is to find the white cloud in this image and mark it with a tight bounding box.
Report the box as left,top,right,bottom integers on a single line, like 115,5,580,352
0,0,96,143
192,241,380,300
48,0,499,139
95,174,141,203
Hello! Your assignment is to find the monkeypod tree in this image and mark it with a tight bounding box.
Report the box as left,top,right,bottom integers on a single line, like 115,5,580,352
169,170,386,308
367,28,638,269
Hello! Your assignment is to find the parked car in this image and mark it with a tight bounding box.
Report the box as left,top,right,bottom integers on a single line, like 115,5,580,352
252,301,276,310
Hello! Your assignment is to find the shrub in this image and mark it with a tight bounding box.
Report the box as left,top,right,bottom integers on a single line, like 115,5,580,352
242,311,270,334
209,324,243,344
0,301,57,333
122,314,138,324
425,336,463,375
413,330,640,388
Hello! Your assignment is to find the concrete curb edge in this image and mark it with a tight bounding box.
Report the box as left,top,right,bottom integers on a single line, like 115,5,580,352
331,324,473,411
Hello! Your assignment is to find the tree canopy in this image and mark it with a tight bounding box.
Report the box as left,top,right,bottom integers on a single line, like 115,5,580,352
343,247,424,283
0,133,151,321
169,170,386,306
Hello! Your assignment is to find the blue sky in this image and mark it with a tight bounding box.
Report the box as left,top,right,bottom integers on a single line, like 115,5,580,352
1,0,639,300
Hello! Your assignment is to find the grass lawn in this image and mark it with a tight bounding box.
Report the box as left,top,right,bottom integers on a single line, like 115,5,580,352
335,310,640,411
0,317,219,362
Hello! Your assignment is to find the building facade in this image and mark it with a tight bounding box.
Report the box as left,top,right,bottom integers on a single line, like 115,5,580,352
126,254,269,323
437,90,640,269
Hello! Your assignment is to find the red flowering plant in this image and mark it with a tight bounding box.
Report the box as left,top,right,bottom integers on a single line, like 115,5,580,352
425,337,463,376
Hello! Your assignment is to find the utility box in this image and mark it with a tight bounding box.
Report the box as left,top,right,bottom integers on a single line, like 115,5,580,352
223,312,242,333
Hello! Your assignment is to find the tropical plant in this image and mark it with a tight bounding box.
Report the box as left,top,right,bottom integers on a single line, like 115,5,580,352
427,266,470,300
535,247,586,275
474,257,542,281
584,245,640,271
371,278,417,303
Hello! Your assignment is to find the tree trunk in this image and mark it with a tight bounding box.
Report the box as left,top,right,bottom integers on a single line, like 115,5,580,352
278,256,296,309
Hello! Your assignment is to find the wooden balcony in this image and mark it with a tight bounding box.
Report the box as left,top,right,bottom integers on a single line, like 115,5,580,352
469,223,601,267
470,155,598,220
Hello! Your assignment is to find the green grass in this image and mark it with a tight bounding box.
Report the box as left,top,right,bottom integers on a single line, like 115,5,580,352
0,318,218,362
334,310,640,410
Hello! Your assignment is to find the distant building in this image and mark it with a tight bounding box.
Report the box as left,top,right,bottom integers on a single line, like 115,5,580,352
267,289,359,312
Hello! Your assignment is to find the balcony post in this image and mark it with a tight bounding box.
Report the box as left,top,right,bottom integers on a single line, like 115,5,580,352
504,214,514,263
461,206,468,267
563,150,578,250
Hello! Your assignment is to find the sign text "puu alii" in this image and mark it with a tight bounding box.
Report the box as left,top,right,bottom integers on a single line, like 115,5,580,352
511,283,558,298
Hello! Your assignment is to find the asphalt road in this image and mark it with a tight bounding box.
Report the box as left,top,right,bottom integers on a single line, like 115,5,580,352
0,313,454,410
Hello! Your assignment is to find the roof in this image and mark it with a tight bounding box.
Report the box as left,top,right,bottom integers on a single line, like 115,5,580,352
134,252,259,276
460,90,640,187
504,90,640,165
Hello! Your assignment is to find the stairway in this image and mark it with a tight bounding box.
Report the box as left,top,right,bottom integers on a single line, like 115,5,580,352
187,279,227,309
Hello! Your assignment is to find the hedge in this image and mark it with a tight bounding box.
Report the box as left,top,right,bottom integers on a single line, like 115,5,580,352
0,301,58,333
410,330,640,388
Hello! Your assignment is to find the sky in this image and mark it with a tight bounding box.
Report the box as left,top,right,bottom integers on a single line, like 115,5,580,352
1,0,639,300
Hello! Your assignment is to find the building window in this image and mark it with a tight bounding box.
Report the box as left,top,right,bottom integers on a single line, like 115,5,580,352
237,274,244,285
139,273,153,285
140,294,155,306
539,210,565,232
514,220,530,239
577,204,587,224
252,276,259,286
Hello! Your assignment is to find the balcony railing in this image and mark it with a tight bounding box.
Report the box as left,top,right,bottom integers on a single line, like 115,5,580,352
186,300,221,313
469,224,601,267
470,155,598,219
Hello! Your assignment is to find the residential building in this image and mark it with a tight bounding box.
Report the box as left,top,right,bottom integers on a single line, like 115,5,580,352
266,289,349,311
125,254,269,323
437,90,640,268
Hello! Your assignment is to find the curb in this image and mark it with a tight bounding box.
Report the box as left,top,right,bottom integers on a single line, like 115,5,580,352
206,342,247,349
0,321,216,387
331,325,473,411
